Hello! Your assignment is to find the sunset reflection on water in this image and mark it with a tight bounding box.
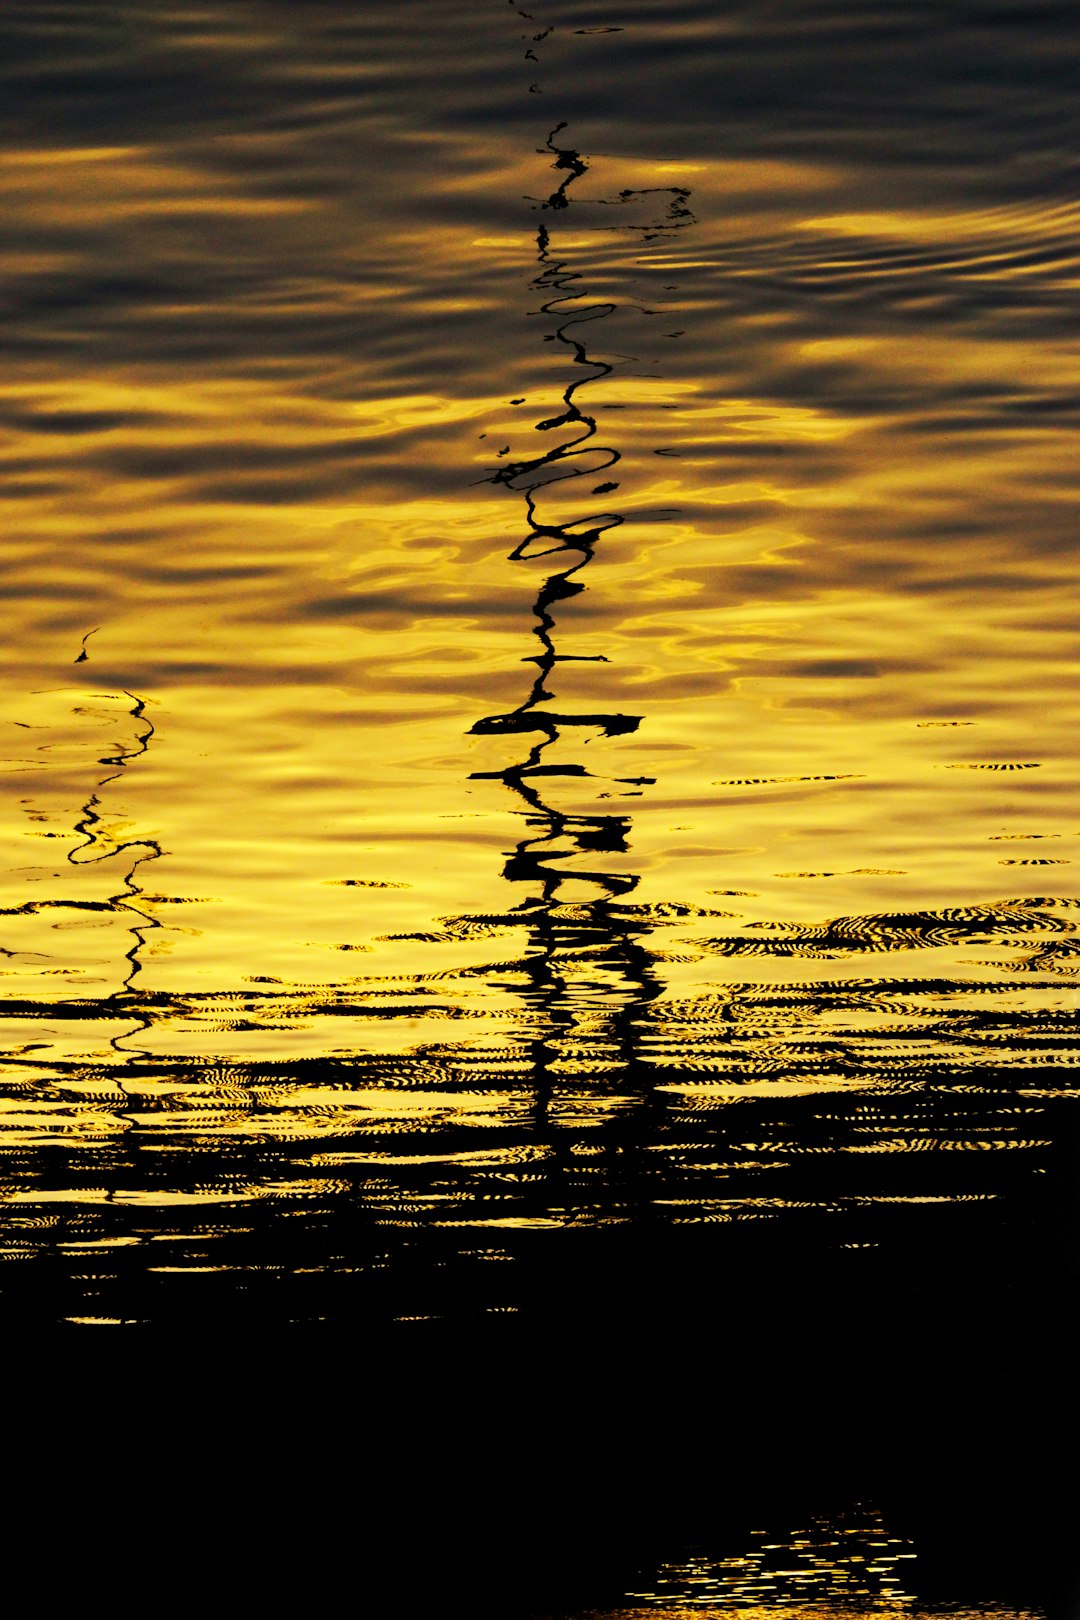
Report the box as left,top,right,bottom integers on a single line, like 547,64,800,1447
0,1,1076,1611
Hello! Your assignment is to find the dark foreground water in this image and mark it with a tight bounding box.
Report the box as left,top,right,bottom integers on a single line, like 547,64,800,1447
1,1,1078,1611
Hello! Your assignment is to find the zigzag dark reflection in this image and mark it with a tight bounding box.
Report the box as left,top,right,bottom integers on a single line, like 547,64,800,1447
68,690,162,1056
470,123,693,1107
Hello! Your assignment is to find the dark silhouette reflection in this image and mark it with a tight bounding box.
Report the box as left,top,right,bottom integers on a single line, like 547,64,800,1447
0,688,162,1057
469,125,695,1108
67,689,162,1055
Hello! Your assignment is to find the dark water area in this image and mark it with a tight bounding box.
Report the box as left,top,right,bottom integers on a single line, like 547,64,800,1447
1,1,1078,1612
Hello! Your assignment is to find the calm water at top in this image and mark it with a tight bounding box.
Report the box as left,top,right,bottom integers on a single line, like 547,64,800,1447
0,1,1077,1610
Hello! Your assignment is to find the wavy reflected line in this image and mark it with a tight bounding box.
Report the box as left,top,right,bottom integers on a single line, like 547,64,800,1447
65,689,163,1053
468,111,697,1118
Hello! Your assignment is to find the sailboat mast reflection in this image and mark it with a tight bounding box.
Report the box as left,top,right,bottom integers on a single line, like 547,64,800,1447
470,125,693,1104
68,687,162,1057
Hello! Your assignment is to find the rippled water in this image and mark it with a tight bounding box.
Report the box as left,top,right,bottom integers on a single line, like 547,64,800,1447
1,0,1077,1609
579,1504,1041,1616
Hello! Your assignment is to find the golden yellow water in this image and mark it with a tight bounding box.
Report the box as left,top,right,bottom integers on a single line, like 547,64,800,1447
4,97,1078,1051
0,7,1077,1605
1,6,1077,1214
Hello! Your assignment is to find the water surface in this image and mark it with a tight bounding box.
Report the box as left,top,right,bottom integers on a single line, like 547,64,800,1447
0,2,1077,1611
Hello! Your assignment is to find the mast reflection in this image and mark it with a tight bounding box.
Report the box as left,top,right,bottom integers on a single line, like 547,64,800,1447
68,688,162,1057
470,124,693,1110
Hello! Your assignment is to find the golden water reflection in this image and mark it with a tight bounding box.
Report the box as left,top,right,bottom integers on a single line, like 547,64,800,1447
573,1512,1043,1618
0,2,1076,1445
587,1607,1038,1618
557,1506,1045,1617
